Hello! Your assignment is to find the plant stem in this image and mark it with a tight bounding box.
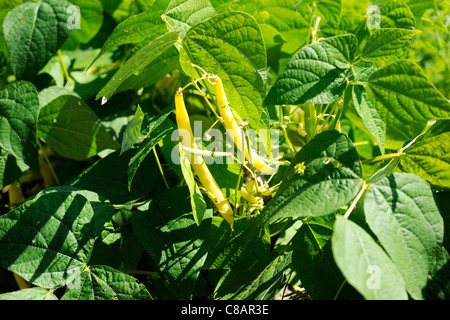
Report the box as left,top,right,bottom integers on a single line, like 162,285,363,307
333,279,347,300
191,79,221,120
344,181,369,219
153,146,170,189
362,152,403,164
303,103,317,143
37,139,60,186
279,106,296,153
57,49,70,83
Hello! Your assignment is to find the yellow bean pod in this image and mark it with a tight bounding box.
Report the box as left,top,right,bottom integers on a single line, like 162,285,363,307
214,77,276,175
175,90,234,227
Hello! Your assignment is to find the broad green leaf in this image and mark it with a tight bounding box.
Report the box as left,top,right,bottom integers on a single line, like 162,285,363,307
0,81,39,167
379,0,416,29
179,144,207,226
91,0,169,67
352,85,386,154
163,0,216,37
68,0,103,44
97,31,179,101
425,247,450,300
127,108,175,190
204,217,271,270
364,173,444,299
331,216,408,300
292,215,345,299
2,0,72,80
213,251,291,300
0,287,58,300
250,0,311,54
61,265,152,300
362,28,420,60
115,46,180,95
71,149,159,205
132,187,212,300
404,0,436,18
259,130,363,225
37,95,120,161
399,132,450,189
39,186,115,233
264,34,358,106
213,0,312,66
38,86,81,108
181,11,267,128
121,105,145,155
0,188,108,289
366,60,450,126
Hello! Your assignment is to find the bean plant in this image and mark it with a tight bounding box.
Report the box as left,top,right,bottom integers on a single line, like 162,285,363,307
0,0,449,301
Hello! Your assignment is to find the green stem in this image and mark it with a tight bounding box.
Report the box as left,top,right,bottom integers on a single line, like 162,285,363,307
279,106,296,153
57,50,70,83
37,139,60,186
344,181,369,219
333,279,347,300
191,80,221,120
153,146,170,189
362,152,403,164
303,103,317,143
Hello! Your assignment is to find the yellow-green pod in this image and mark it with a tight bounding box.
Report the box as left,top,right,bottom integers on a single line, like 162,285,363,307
175,90,234,227
214,77,276,175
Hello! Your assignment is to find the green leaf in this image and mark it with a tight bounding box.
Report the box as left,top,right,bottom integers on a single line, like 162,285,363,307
179,143,207,226
0,287,58,300
0,81,39,167
331,216,408,300
37,95,120,160
132,187,212,300
91,0,169,67
114,46,180,95
181,11,267,128
61,265,152,300
352,85,386,154
2,0,72,80
246,0,311,56
292,215,345,299
38,86,81,108
0,188,112,289
379,0,416,29
364,173,444,299
366,60,450,126
71,149,159,205
127,108,175,190
163,0,216,37
204,217,271,270
259,130,363,225
121,105,145,155
264,34,357,106
213,251,291,300
97,31,179,101
362,28,420,61
399,132,450,189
